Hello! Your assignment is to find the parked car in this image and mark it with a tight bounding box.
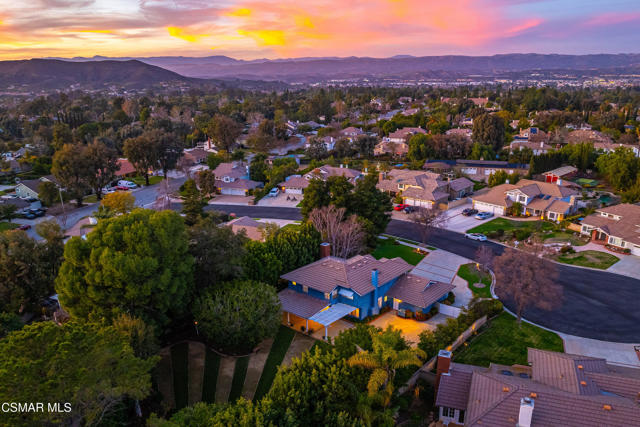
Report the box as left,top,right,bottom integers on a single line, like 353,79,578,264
18,224,31,231
465,233,487,241
394,204,408,211
23,212,36,219
115,185,130,191
462,208,478,216
268,187,280,197
29,209,45,217
403,206,415,214
475,211,493,220
117,180,137,189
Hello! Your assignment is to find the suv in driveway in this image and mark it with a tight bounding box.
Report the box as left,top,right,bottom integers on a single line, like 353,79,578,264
475,211,493,220
462,208,478,216
268,187,280,197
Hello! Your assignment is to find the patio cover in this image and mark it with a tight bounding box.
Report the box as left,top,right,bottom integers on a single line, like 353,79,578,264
278,288,329,319
308,303,355,326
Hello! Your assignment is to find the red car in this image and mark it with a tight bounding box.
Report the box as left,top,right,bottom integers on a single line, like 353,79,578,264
18,224,31,231
115,185,130,191
393,204,408,211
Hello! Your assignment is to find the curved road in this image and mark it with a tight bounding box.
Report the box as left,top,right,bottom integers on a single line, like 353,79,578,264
207,204,640,343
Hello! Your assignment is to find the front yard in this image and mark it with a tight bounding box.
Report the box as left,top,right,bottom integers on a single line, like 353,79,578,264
372,239,427,266
467,217,555,236
131,175,163,186
457,263,492,299
0,222,19,232
542,231,588,246
553,250,619,269
453,312,564,367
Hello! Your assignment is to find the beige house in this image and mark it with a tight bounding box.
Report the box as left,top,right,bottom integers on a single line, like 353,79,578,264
580,204,640,255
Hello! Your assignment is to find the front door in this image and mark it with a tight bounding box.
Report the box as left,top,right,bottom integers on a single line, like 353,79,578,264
377,297,383,309
393,298,400,310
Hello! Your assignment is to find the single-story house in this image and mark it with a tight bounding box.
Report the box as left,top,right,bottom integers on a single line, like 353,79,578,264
510,140,552,156
445,128,472,140
303,165,362,184
579,204,640,255
213,161,263,195
339,127,364,140
14,175,59,199
386,127,427,144
435,348,640,426
226,216,268,241
425,160,529,183
543,165,578,183
374,140,408,157
592,142,640,157
116,158,137,177
279,252,453,338
471,179,579,221
567,129,612,145
183,148,209,164
278,175,310,194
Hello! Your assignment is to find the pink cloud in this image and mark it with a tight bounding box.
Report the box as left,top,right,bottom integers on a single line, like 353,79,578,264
583,11,640,28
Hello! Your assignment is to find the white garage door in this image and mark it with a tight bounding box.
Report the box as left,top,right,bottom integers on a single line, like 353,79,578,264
631,245,640,256
405,198,431,208
473,201,504,215
222,188,246,196
285,188,303,194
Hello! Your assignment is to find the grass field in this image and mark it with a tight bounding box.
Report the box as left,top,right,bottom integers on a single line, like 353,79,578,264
0,222,19,232
372,240,426,265
131,175,163,186
554,250,619,269
253,326,295,400
457,263,492,298
467,217,555,234
453,312,564,367
228,356,250,402
542,231,587,246
170,342,189,410
201,348,221,403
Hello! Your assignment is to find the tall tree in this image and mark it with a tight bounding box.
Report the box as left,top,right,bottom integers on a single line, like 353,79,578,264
196,169,217,197
181,179,205,225
493,249,562,324
124,133,157,186
51,143,91,206
84,139,118,200
0,321,157,426
472,113,506,152
300,178,331,218
309,205,365,258
154,130,183,178
55,209,194,330
99,191,135,216
206,114,242,152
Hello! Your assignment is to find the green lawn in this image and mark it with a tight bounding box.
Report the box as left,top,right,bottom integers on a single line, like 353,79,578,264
253,326,295,400
201,348,221,403
382,234,436,250
467,217,555,234
554,250,619,269
280,223,301,232
453,312,564,367
372,240,426,266
228,356,250,402
457,263,492,298
542,231,587,246
131,175,163,186
170,342,189,410
82,194,98,204
0,222,19,232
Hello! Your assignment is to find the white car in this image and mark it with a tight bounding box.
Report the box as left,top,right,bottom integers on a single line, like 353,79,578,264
465,233,488,241
268,187,280,197
117,180,137,189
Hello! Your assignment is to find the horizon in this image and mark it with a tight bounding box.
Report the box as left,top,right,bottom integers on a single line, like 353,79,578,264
1,1,639,60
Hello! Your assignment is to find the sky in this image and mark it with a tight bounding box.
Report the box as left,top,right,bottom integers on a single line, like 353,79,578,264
0,0,639,60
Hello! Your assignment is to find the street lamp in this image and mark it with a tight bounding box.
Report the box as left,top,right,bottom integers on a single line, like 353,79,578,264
194,321,199,336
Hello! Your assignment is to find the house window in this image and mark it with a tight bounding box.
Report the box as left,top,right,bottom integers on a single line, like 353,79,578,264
518,195,526,203
458,410,465,423
442,407,455,418
324,292,330,300
331,289,338,298
302,285,309,293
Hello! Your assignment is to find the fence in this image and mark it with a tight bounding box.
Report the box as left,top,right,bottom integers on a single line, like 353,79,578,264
445,197,470,210
399,315,488,392
437,303,462,318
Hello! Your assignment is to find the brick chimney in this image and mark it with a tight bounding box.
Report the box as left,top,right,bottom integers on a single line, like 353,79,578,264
319,242,331,258
435,349,452,392
517,397,534,427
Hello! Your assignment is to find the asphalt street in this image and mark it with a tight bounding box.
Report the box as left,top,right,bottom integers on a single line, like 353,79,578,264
206,204,640,343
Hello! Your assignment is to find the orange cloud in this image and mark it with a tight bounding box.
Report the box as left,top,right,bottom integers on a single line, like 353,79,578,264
227,8,252,17
238,29,285,46
167,26,209,42
71,29,114,34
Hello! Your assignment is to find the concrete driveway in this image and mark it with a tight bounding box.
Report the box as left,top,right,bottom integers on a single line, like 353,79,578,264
208,195,254,206
443,203,494,233
607,255,640,280
411,249,470,283
256,192,301,208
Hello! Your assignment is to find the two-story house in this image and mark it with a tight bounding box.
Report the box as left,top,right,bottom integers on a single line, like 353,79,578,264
579,204,640,255
279,248,453,339
212,162,262,196
472,179,579,221
303,165,362,184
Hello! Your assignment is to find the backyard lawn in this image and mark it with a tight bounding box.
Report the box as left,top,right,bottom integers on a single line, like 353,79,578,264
542,231,587,246
0,222,19,232
228,356,250,402
170,342,189,410
457,263,492,299
253,326,296,400
372,239,426,266
453,312,564,367
554,250,619,269
467,217,555,235
201,348,221,403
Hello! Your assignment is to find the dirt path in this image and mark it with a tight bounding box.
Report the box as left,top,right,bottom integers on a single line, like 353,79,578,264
188,342,206,405
156,347,175,410
241,338,274,401
281,334,315,367
215,356,237,403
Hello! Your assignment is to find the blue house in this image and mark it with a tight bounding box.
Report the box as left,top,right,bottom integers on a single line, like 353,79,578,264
279,252,454,338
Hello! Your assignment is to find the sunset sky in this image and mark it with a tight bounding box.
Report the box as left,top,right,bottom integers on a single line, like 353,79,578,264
0,0,639,60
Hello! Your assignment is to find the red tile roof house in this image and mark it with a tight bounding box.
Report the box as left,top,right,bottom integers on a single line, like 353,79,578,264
386,127,427,145
212,161,262,196
377,169,474,209
471,179,579,221
303,165,363,184
279,249,453,339
434,348,640,426
579,204,640,256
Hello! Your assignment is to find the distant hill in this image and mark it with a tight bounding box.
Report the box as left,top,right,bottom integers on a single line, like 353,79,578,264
46,53,640,81
0,59,192,90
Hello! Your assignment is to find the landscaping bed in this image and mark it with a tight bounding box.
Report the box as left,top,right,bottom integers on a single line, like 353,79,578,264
372,239,426,266
453,312,564,367
457,263,492,299
553,250,619,269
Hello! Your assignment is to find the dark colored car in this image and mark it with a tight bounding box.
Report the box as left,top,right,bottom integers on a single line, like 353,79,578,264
462,208,478,216
23,212,36,219
29,209,45,217
403,206,415,214
18,224,31,231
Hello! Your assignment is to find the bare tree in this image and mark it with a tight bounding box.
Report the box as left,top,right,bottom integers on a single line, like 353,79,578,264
493,249,563,324
177,155,195,179
475,245,494,273
410,207,448,245
309,205,365,258
152,178,172,211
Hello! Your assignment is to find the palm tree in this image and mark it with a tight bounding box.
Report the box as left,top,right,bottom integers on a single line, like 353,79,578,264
348,327,426,408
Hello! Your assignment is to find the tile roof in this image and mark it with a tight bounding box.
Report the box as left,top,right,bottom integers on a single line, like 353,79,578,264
435,364,479,410
278,176,310,189
213,162,248,180
306,165,361,181
472,179,578,209
544,165,578,177
385,275,454,309
449,177,474,192
17,179,42,193
216,178,261,190
581,205,640,245
280,254,413,296
227,216,262,228
278,288,329,319
116,158,136,176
